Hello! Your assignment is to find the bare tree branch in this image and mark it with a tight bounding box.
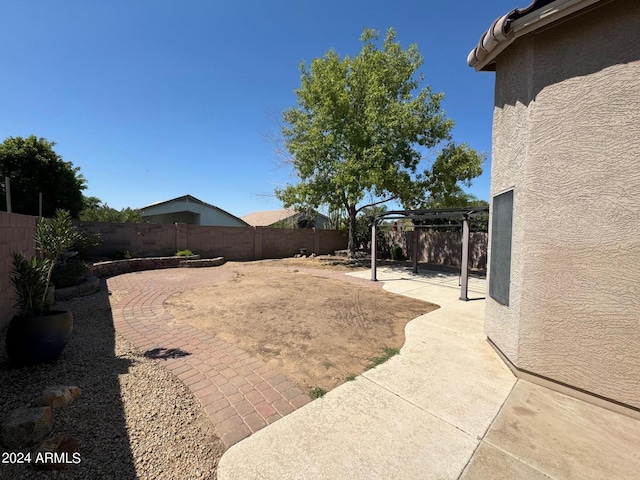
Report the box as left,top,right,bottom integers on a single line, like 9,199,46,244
355,195,399,213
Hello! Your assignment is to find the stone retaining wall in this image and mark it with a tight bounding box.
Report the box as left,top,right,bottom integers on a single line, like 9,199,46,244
91,256,225,278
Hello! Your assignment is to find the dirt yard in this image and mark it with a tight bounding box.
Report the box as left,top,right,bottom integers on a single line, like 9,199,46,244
164,257,438,393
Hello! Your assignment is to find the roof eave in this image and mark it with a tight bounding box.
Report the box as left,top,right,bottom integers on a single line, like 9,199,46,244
469,0,607,72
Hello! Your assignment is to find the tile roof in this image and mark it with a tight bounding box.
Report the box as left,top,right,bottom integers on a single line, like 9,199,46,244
467,0,603,71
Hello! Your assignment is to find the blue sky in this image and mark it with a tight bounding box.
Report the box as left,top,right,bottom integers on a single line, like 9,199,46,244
2,1,519,217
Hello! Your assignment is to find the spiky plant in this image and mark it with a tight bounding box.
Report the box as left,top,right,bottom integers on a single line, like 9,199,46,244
10,252,53,317
34,210,84,307
10,210,85,316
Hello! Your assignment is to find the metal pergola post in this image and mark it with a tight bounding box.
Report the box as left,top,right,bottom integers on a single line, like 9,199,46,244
368,206,488,301
459,215,470,301
370,220,377,281
412,225,419,274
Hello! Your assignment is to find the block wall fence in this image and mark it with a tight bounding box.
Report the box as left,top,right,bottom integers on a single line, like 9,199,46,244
383,230,488,271
0,215,488,331
0,212,36,330
77,222,487,269
75,222,349,260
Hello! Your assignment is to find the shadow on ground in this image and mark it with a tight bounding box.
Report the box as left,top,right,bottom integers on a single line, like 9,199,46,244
144,347,191,360
0,284,137,479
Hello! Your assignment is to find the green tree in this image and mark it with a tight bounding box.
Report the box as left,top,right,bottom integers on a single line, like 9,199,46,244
276,28,484,258
82,195,102,210
355,205,387,251
79,198,142,223
0,136,86,218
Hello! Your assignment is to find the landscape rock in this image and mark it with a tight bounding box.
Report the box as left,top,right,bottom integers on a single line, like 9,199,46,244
1,406,53,448
34,434,79,470
39,386,82,408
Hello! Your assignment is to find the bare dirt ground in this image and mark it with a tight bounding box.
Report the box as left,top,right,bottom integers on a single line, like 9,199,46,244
165,256,438,394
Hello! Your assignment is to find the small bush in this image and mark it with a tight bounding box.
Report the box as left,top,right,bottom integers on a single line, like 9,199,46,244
74,231,103,250
51,261,91,288
107,250,133,260
391,245,403,260
176,250,194,257
309,387,327,398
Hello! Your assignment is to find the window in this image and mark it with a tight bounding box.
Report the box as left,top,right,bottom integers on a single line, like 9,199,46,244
489,189,513,305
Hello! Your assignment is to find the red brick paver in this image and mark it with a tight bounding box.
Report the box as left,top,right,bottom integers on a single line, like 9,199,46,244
106,268,312,448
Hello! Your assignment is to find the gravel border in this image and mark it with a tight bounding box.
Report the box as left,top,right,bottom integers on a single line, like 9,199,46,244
0,284,224,479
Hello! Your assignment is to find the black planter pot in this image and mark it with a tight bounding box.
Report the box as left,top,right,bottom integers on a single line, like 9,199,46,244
5,310,73,366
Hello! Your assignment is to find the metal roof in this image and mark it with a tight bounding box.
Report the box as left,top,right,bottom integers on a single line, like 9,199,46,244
373,207,489,223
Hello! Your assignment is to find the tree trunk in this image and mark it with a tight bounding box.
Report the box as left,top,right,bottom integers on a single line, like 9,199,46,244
347,206,357,259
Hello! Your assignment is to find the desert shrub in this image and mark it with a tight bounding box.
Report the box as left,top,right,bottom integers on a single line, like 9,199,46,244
51,261,91,288
309,387,327,398
175,250,194,257
107,250,133,260
391,245,403,260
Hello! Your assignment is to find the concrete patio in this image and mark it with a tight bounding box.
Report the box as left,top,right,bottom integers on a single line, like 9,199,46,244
218,266,640,479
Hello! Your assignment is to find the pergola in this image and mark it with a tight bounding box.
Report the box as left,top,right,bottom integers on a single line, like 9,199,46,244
370,206,489,301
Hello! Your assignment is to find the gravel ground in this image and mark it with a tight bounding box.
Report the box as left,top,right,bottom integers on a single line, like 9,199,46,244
0,284,225,479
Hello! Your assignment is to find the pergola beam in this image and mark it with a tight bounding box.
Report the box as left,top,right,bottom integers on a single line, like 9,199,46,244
369,206,488,301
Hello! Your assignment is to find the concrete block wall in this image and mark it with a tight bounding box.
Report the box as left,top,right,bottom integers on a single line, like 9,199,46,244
261,228,314,258
0,212,36,331
77,222,179,257
383,231,488,270
185,225,256,261
76,222,348,262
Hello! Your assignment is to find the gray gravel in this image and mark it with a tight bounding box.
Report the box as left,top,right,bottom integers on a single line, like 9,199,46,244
0,285,224,479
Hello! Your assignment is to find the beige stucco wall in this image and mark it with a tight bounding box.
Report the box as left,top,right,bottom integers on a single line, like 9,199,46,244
485,36,534,363
486,0,640,409
140,199,246,227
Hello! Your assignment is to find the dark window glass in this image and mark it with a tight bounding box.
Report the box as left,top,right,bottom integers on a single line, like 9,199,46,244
489,190,513,305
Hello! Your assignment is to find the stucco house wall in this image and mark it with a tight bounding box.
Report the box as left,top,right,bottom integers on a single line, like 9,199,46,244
485,0,640,409
140,196,248,227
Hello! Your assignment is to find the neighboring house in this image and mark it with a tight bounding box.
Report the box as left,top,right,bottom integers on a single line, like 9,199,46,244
469,0,639,413
241,209,330,229
139,195,249,227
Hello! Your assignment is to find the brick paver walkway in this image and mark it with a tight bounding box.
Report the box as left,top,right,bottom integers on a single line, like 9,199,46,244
106,268,312,447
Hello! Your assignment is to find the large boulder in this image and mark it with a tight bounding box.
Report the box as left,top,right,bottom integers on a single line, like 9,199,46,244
34,434,79,470
1,406,53,448
38,386,82,408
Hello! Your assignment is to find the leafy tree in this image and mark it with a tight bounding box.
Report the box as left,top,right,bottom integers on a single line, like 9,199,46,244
276,28,484,258
82,195,102,210
420,191,487,209
79,198,142,223
0,136,86,218
355,205,387,251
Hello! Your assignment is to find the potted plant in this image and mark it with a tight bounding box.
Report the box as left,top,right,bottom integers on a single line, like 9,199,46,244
5,210,84,366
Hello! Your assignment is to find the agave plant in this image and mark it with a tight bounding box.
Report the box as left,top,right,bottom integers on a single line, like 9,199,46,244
10,210,85,317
